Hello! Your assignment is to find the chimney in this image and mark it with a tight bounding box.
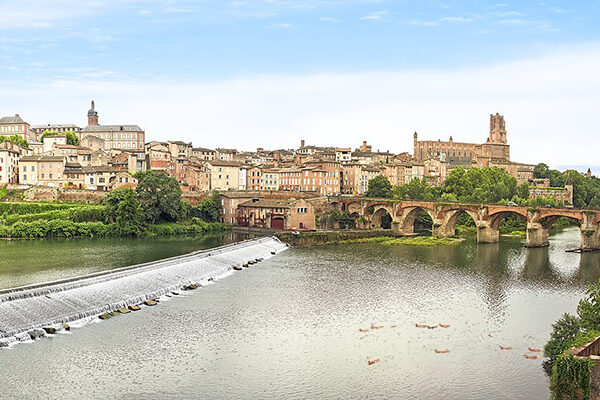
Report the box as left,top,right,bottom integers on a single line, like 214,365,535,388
300,139,305,148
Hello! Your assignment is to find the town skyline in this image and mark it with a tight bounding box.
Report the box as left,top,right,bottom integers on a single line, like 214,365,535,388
1,1,599,167
3,99,597,174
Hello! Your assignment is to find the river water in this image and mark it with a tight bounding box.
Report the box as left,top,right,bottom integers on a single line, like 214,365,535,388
0,228,598,399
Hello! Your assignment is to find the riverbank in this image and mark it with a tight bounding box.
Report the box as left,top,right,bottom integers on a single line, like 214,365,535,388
0,200,228,239
276,230,463,247
339,236,464,246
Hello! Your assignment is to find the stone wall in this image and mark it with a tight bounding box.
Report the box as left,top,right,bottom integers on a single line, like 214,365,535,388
21,186,105,203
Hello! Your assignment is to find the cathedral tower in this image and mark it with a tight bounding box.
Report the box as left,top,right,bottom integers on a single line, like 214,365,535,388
489,113,506,144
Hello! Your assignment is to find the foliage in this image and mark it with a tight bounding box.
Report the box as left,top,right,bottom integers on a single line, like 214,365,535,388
534,163,565,188
393,177,438,201
365,175,393,198
544,313,583,360
198,191,222,222
550,354,594,400
324,210,356,229
135,170,183,223
577,278,600,330
103,188,134,223
3,205,106,225
40,130,79,146
113,189,145,236
0,202,85,215
0,219,227,239
0,134,29,148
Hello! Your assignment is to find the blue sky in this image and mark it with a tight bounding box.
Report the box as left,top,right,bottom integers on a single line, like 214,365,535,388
1,0,600,167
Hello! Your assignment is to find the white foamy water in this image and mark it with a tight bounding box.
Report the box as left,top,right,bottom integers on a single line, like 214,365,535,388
0,236,287,344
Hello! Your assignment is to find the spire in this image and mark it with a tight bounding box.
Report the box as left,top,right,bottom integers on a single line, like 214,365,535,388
87,100,99,125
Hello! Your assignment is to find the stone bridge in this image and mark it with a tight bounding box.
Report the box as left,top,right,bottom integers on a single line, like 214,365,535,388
327,198,600,250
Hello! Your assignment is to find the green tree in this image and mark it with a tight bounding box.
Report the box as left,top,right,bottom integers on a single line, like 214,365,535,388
577,278,600,330
103,188,133,223
366,175,393,198
544,313,582,360
41,130,80,146
199,191,222,222
534,163,550,180
0,135,29,148
135,170,182,223
114,189,145,235
405,177,433,200
516,182,529,199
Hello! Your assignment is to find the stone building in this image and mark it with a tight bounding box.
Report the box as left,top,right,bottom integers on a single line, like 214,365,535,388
236,198,316,230
0,114,34,141
414,113,509,163
0,141,22,184
413,113,533,183
80,101,145,151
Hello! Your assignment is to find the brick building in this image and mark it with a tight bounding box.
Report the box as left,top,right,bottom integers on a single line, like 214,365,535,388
80,101,145,151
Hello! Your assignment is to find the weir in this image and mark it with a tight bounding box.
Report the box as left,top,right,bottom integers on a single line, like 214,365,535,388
0,236,287,343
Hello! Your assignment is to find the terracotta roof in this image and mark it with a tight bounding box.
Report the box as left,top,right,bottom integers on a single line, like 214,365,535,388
238,198,295,208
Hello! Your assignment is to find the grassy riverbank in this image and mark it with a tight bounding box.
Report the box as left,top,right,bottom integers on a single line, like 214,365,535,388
0,198,227,239
339,236,463,246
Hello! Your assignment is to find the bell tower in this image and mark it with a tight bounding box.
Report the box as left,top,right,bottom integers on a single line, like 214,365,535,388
87,100,99,126
489,113,506,144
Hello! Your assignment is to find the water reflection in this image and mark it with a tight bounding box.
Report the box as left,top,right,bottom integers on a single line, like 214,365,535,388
0,231,254,289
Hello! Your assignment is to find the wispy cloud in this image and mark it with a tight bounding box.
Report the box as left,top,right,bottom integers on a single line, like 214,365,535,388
319,16,342,22
360,10,388,20
269,22,294,29
407,16,475,27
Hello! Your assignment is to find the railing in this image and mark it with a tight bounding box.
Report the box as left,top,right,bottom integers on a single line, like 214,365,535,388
570,336,600,357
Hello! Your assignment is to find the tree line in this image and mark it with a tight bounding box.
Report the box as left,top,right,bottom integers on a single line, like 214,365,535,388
365,165,576,208
102,170,222,236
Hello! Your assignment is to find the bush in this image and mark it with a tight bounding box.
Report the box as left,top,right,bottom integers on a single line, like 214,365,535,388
544,313,582,360
3,220,112,238
0,202,84,215
3,205,106,224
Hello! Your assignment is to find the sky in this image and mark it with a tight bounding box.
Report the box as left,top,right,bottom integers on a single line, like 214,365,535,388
0,0,599,168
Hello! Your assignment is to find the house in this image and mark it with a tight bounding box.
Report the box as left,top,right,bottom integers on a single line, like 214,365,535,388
192,147,216,160
236,198,316,230
206,160,241,191
220,192,264,225
0,142,22,184
43,135,67,154
109,172,138,190
18,155,66,187
260,168,280,191
82,165,119,191
0,114,34,141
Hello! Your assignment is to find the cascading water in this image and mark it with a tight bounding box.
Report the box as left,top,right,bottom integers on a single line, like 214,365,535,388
0,236,287,346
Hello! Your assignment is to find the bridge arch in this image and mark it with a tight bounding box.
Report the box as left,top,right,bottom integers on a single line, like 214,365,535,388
488,210,528,231
397,206,435,235
437,208,479,237
371,207,393,229
345,201,363,215
329,201,342,211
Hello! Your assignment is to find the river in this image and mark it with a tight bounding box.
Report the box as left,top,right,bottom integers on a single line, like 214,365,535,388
0,227,598,399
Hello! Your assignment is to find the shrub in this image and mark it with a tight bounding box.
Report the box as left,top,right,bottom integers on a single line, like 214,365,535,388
544,313,582,360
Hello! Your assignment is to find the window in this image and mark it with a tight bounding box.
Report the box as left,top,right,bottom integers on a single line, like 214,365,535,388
49,173,53,178
23,174,27,181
